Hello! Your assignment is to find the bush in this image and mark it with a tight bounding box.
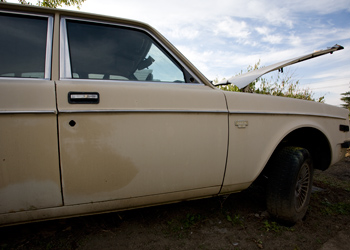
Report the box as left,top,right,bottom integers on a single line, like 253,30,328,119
216,61,325,103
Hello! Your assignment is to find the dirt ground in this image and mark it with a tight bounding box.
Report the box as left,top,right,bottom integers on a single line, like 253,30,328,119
1,157,350,250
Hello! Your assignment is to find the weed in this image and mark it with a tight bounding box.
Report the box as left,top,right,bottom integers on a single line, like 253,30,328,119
167,219,175,226
166,213,202,237
321,200,350,215
262,220,294,233
314,174,350,191
252,238,263,249
262,220,281,233
183,213,202,229
226,214,244,226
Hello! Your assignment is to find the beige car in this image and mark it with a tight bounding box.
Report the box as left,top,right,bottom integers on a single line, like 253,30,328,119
0,3,349,226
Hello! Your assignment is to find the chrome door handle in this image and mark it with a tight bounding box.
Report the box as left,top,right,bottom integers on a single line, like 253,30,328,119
68,92,100,104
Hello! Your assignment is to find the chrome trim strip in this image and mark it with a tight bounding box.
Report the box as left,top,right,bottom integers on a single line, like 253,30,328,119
60,18,72,79
0,110,57,114
229,111,345,120
0,9,52,18
59,16,202,84
0,77,50,81
59,109,228,114
45,16,54,80
59,78,203,86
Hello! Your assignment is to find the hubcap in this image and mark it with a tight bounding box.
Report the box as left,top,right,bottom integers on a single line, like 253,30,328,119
295,162,310,212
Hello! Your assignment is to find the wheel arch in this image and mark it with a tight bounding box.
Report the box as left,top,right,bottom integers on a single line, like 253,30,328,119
270,127,332,171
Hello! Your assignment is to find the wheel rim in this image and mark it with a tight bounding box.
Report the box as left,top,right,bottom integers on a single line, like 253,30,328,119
295,162,311,212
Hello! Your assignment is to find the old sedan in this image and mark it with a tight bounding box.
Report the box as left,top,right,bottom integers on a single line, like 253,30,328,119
0,3,348,226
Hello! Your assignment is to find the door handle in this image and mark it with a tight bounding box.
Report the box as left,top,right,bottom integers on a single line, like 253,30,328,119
68,92,100,104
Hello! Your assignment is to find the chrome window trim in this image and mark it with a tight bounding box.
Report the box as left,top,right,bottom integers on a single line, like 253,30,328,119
45,16,54,80
59,16,203,84
0,10,53,80
60,18,72,79
58,77,202,86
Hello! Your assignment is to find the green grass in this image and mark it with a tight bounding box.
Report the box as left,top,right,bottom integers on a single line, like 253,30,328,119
226,214,244,226
166,213,203,238
262,220,295,233
321,200,350,216
314,174,350,192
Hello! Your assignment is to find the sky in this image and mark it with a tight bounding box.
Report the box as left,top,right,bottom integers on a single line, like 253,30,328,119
8,0,350,106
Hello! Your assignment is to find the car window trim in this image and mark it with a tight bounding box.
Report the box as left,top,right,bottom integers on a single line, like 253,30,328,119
0,10,53,80
45,15,53,80
59,16,202,84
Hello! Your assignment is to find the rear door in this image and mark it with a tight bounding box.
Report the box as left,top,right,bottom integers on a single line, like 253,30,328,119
57,17,228,205
0,11,62,213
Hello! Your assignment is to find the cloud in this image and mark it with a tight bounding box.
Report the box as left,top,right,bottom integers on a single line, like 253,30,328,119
255,27,272,35
215,17,251,39
287,34,302,47
284,0,350,14
262,35,283,44
255,27,283,44
164,26,200,40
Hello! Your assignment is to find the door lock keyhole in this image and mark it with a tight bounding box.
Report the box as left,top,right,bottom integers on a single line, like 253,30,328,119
69,120,76,127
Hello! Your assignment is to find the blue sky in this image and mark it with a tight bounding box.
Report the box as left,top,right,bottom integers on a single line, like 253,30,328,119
10,0,350,106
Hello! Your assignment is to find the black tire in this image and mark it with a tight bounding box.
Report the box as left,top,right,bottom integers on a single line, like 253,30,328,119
266,147,313,224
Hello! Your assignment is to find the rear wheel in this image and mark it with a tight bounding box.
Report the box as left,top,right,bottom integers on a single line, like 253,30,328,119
266,147,313,224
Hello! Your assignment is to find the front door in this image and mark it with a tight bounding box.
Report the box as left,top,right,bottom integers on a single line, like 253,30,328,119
57,18,228,205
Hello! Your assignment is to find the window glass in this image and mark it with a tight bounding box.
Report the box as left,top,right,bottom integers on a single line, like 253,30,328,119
0,13,48,78
66,20,185,83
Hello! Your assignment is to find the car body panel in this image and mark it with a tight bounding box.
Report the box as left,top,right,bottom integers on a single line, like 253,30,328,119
0,79,62,214
56,80,228,205
0,186,219,226
222,92,348,193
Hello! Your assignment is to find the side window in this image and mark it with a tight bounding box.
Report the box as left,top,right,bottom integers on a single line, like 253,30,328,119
66,20,185,83
0,13,49,79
